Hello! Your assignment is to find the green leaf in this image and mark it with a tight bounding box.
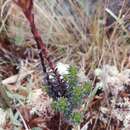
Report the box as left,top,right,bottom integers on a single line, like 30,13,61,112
68,66,77,78
71,87,83,106
82,82,92,94
73,87,82,97
52,97,68,113
71,112,82,124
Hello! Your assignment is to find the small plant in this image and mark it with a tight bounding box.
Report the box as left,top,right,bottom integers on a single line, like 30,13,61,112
71,112,83,124
52,66,92,124
52,97,68,114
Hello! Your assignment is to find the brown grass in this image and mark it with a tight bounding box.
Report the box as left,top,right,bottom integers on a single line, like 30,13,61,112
1,0,129,73
1,0,130,129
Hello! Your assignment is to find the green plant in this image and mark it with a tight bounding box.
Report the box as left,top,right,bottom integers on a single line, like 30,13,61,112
71,112,82,124
52,66,92,124
52,97,68,113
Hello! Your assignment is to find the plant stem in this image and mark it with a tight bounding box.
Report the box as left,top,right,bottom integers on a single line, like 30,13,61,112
14,0,63,85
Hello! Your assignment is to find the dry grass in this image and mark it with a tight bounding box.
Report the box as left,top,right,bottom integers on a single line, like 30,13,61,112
1,0,130,129
1,0,129,72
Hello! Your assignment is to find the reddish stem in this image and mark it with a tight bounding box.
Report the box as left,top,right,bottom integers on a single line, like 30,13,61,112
14,0,62,84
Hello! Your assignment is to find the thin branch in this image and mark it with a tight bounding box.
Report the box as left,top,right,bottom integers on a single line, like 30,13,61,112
13,0,68,99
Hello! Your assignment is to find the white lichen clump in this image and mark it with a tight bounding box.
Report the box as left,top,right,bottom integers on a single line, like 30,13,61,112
28,89,53,118
95,65,130,129
56,62,70,76
95,65,125,95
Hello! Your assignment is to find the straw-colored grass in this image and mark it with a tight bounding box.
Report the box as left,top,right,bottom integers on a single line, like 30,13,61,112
1,0,129,72
1,0,130,129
